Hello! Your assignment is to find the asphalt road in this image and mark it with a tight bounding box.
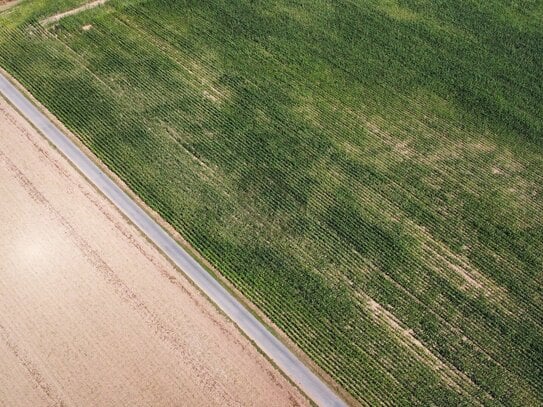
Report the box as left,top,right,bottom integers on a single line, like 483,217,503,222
0,72,347,407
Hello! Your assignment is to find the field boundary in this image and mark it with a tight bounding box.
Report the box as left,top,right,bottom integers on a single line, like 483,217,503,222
39,0,109,25
0,0,21,13
0,67,350,407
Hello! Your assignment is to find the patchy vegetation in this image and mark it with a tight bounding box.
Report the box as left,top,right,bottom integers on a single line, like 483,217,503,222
1,0,542,405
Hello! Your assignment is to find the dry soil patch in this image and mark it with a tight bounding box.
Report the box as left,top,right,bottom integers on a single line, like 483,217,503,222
40,0,108,25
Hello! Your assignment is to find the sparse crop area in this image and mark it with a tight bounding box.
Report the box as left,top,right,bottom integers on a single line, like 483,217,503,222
1,1,542,405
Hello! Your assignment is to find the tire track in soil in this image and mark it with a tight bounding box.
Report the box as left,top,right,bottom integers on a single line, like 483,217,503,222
0,322,67,407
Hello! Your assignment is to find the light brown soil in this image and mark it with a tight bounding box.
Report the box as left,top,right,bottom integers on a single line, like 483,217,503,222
0,96,308,407
40,0,108,25
0,0,19,12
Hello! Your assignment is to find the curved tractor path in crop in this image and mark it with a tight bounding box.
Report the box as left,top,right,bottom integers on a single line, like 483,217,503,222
0,72,346,407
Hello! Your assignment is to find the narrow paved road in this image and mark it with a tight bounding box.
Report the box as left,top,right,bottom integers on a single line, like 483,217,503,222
0,73,346,407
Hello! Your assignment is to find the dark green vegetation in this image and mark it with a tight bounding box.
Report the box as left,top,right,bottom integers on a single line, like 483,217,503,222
1,0,542,405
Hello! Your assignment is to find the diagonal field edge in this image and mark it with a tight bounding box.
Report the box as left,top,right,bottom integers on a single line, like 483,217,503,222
0,73,347,407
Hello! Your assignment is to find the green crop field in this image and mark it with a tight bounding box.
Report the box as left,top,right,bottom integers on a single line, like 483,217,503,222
1,0,542,405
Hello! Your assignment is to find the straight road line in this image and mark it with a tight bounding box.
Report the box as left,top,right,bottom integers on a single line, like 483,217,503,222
0,72,347,407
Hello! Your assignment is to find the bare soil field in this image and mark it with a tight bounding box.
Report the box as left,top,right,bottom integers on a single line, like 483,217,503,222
0,95,308,407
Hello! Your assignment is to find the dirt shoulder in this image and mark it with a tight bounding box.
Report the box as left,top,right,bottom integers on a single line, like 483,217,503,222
39,0,108,25
0,95,308,406
0,0,20,12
